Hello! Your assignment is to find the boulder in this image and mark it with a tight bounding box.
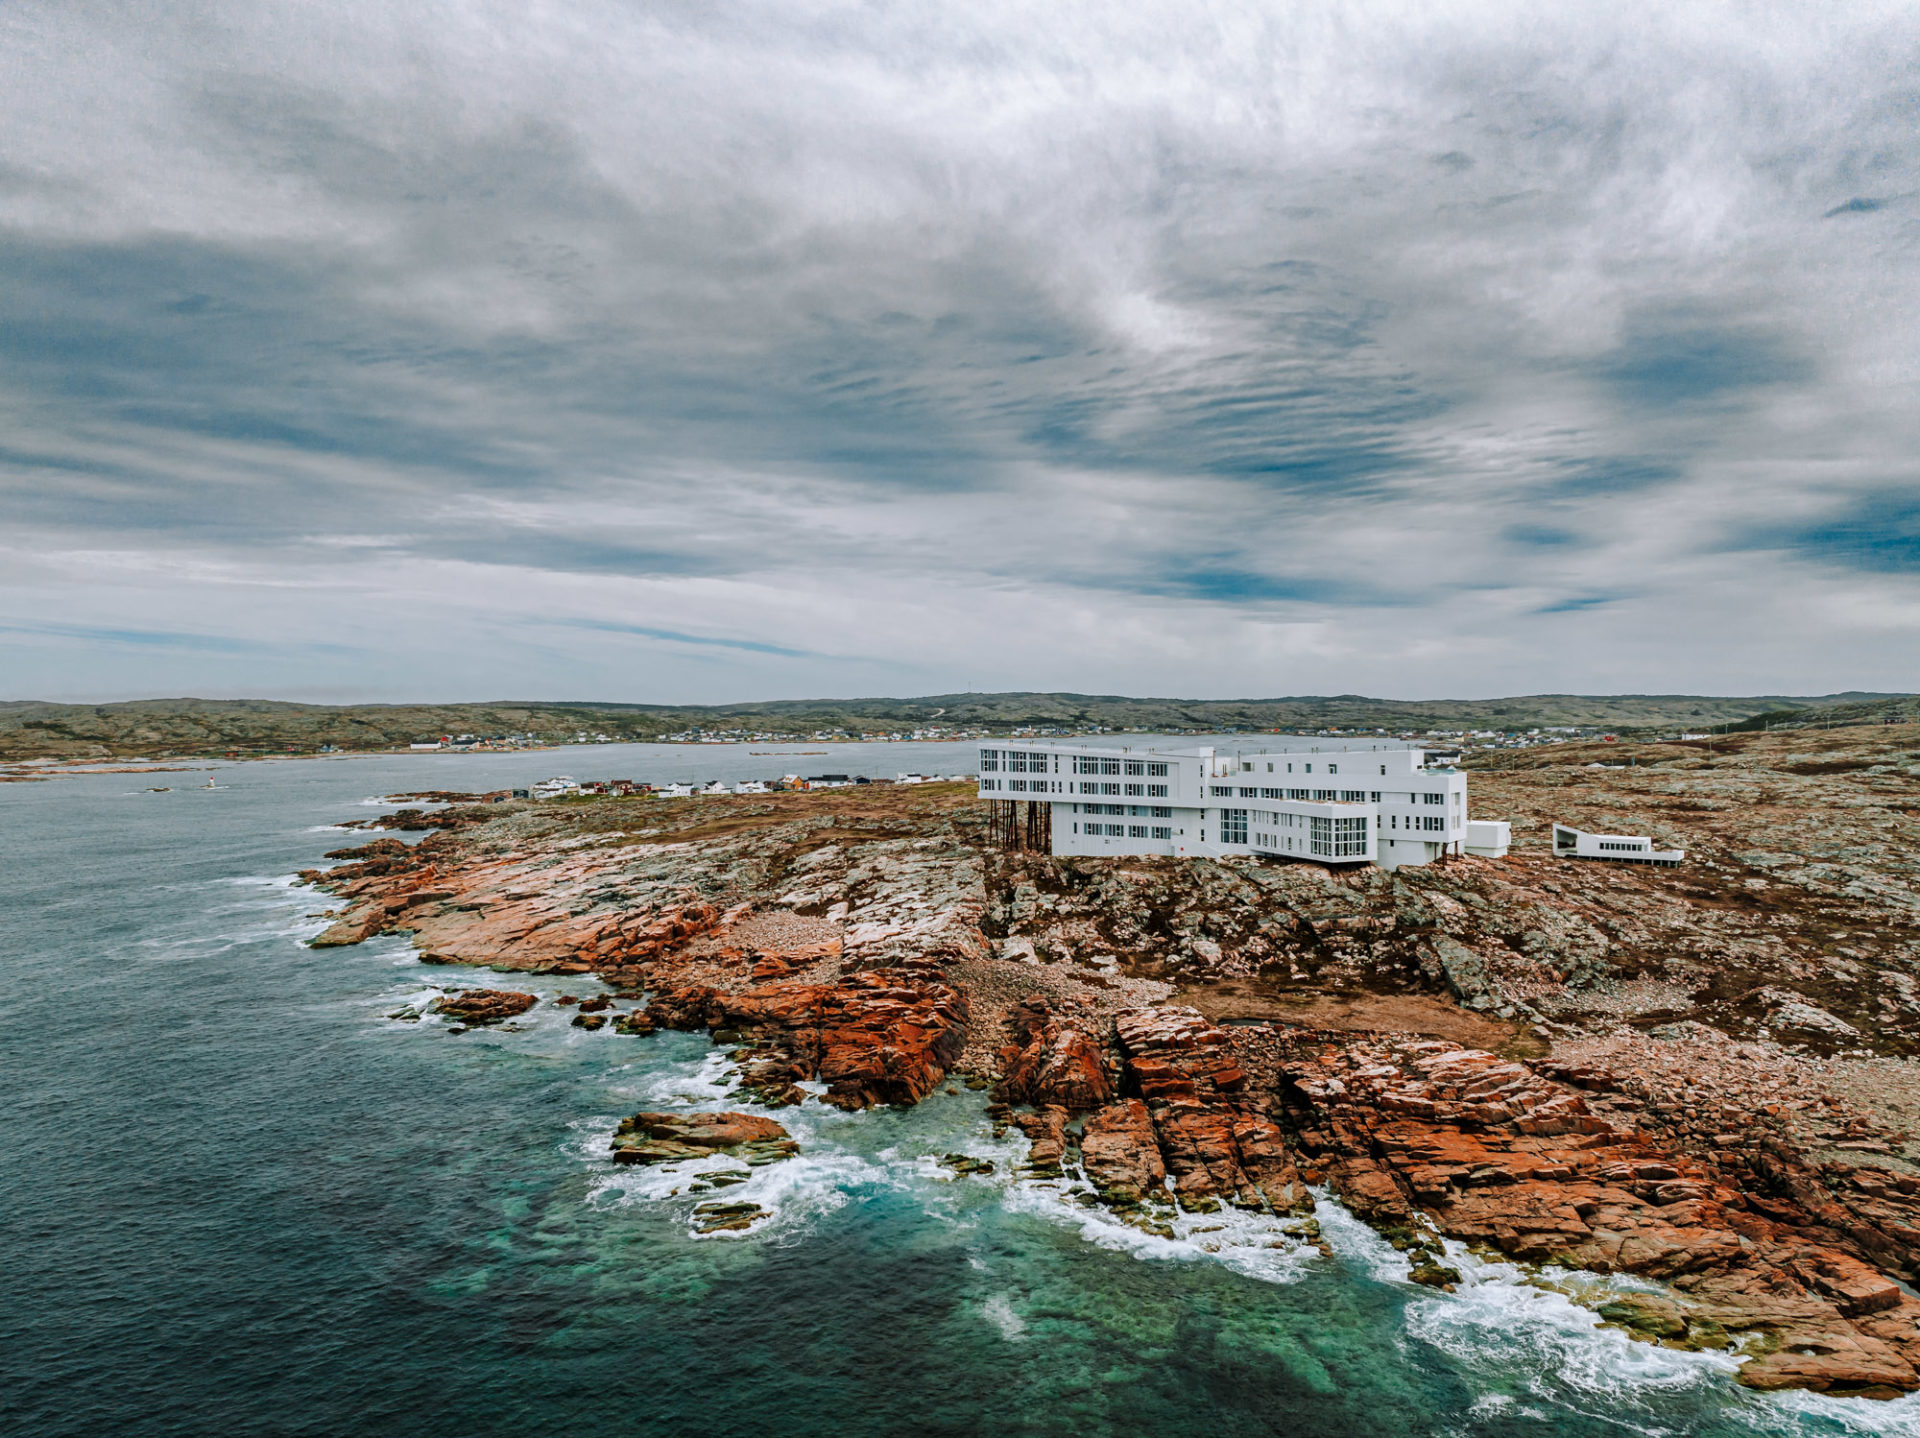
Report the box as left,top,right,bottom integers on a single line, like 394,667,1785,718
429,989,536,1025
609,1111,799,1166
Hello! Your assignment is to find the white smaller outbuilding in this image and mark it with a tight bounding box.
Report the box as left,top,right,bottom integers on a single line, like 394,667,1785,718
1464,820,1511,858
1552,824,1684,866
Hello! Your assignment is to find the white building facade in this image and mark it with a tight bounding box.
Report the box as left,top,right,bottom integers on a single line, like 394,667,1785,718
977,741,1473,871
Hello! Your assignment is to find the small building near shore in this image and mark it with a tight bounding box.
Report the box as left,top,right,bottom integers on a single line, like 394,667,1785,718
1552,824,1684,866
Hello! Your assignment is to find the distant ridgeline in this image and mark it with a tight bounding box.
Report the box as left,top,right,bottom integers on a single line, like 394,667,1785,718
0,690,1909,761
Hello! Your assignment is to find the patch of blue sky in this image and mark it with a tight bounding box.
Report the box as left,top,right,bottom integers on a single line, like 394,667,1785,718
551,619,818,659
0,621,349,654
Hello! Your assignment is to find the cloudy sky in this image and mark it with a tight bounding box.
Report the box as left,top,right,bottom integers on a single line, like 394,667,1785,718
3,1,1917,704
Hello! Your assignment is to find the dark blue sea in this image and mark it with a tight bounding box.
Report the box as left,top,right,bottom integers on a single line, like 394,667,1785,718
5,743,1914,1436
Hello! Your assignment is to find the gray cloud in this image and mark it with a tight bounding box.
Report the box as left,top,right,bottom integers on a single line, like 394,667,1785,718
2,1,1919,702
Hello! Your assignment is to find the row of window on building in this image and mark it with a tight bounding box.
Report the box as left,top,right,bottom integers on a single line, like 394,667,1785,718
1073,757,1170,777
1080,803,1173,817
978,750,1055,773
983,778,1172,798
1212,785,1375,802
1078,822,1174,839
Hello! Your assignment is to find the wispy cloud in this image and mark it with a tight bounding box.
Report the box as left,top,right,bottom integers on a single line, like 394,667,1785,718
1,1,1918,701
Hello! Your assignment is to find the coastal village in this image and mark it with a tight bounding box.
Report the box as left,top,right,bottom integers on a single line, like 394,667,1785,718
298,720,1920,1401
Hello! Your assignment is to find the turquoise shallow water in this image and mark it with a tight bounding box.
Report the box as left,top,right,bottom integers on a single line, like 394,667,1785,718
6,748,1920,1436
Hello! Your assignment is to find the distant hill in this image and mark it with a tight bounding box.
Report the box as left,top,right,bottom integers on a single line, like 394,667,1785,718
1727,694,1920,733
1,690,1909,761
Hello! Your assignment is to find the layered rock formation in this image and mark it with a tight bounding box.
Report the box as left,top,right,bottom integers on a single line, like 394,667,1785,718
1242,1029,1920,1396
649,966,968,1109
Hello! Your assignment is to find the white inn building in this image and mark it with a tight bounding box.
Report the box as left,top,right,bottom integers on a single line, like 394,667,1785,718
977,740,1488,871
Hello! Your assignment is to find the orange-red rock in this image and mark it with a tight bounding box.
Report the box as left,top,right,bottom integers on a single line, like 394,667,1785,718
996,1001,1113,1111
650,967,969,1110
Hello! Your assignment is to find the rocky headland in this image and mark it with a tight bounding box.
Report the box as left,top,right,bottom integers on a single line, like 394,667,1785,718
302,725,1920,1399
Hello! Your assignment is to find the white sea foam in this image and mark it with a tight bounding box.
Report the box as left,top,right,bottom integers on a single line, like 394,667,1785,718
996,1142,1320,1285
1763,1388,1920,1436
981,1293,1028,1341
626,1050,741,1107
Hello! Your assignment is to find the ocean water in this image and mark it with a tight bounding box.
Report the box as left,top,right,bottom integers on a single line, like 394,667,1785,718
6,746,1919,1436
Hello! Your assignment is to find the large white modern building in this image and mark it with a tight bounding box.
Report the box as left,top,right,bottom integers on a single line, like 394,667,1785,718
977,740,1483,871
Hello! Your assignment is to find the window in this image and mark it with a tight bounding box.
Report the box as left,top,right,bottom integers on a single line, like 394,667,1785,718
1081,781,1100,794
1129,825,1149,838
1424,792,1445,805
1211,785,1232,797
1313,789,1334,801
1008,754,1026,772
1152,826,1171,840
1125,760,1144,776
1102,782,1120,795
1242,762,1253,772
1029,752,1052,771
1147,784,1168,797
1379,765,1386,776
1422,815,1444,832
1329,764,1338,775
1152,805,1172,818
1370,791,1381,802
1101,759,1122,776
1125,783,1144,796
1340,790,1365,803
1310,816,1332,856
1267,762,1274,772
1261,787,1280,799
1105,823,1127,836
1288,788,1308,800
1239,787,1258,798
979,749,1000,772
1304,763,1313,774
1333,817,1367,857
1147,762,1169,777
1221,809,1248,844
1009,779,1025,792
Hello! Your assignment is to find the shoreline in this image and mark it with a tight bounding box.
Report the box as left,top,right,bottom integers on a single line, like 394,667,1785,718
294,725,1920,1401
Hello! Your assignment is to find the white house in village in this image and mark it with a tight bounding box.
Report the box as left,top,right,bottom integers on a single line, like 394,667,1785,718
1552,824,1684,866
977,740,1497,871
